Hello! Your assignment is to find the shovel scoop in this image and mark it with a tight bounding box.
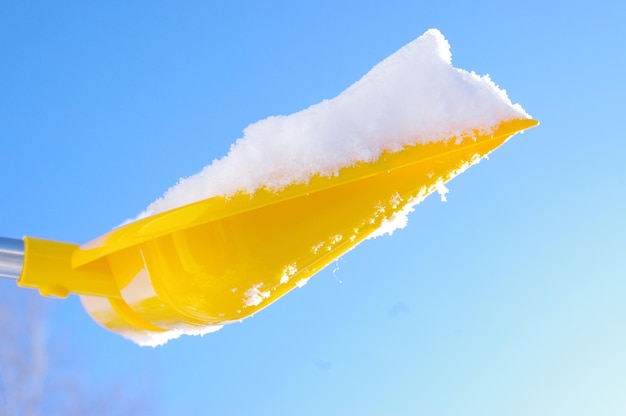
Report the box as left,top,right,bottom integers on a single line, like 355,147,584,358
0,29,538,345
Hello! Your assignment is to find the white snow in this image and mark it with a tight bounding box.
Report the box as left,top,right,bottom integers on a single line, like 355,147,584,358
137,28,528,219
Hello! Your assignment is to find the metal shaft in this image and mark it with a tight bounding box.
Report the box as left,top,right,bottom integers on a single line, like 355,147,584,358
0,237,24,280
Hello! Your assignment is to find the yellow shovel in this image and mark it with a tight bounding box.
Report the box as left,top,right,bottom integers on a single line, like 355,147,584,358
0,117,537,344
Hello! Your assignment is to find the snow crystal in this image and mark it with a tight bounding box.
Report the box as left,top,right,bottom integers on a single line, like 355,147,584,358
243,284,271,307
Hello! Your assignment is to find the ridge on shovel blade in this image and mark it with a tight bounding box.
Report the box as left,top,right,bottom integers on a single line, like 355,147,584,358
15,118,537,345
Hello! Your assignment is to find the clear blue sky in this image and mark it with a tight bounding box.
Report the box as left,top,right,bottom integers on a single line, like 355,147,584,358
1,1,625,415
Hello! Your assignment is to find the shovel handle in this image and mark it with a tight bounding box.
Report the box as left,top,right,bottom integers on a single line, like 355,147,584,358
0,237,24,280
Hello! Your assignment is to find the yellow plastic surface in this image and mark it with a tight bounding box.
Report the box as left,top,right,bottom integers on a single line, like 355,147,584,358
18,118,538,343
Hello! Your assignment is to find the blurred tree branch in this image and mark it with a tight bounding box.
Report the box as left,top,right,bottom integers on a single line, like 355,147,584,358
0,283,153,416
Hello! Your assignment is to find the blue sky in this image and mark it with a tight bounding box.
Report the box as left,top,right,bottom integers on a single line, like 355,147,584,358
1,1,625,415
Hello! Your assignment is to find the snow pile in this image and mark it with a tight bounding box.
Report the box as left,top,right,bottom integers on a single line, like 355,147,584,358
139,28,528,218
